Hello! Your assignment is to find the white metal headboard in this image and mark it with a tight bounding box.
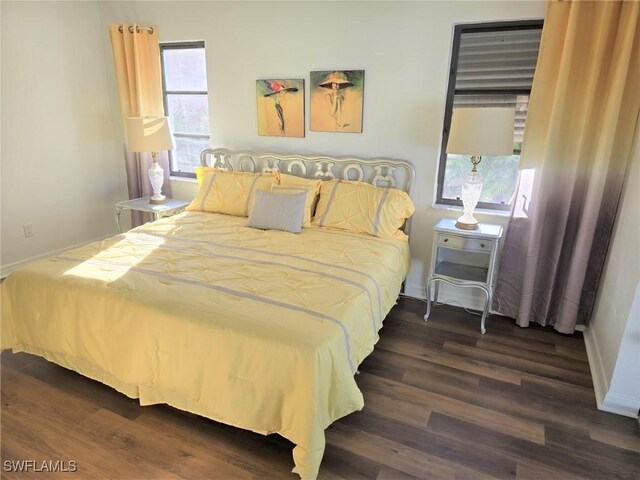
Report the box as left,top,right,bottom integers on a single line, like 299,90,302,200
200,148,416,196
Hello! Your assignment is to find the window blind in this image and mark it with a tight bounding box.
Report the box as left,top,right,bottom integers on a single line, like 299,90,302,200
455,29,542,91
453,28,542,145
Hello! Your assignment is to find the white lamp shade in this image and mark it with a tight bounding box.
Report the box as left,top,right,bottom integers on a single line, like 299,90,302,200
447,107,516,156
126,116,175,153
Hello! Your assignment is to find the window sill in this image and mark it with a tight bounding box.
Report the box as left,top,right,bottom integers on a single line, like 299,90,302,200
431,202,511,218
170,176,198,184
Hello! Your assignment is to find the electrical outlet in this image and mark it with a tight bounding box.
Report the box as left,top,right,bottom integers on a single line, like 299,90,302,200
23,224,33,238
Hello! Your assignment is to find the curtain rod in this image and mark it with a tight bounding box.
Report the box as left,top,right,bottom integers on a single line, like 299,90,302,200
117,25,154,34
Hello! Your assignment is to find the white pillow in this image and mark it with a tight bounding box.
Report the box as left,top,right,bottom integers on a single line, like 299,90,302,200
247,190,307,233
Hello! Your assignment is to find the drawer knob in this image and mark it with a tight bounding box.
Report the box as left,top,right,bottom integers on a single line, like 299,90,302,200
443,238,449,243
480,243,485,248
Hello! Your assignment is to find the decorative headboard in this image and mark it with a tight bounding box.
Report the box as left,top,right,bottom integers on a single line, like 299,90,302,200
200,148,416,196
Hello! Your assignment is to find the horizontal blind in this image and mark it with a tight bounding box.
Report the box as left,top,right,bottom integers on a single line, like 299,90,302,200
455,29,542,91
453,27,541,146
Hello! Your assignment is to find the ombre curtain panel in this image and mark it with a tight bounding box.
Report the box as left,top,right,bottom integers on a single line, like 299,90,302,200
109,23,172,227
494,0,640,334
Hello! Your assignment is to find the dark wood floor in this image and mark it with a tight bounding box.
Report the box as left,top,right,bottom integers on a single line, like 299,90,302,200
1,298,638,479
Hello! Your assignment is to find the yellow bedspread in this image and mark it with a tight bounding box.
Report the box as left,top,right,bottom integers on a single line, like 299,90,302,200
1,211,410,479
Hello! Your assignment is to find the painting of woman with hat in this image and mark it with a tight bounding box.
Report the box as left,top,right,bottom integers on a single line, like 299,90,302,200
310,70,364,133
256,79,304,137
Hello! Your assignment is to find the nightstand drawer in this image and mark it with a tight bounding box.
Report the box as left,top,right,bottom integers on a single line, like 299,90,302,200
437,234,493,253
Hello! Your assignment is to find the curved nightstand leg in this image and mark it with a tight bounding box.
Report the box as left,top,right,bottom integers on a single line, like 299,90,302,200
480,286,491,334
433,281,440,305
115,207,123,233
424,277,434,322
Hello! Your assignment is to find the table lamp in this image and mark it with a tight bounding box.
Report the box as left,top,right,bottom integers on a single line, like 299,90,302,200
126,116,175,204
446,107,515,230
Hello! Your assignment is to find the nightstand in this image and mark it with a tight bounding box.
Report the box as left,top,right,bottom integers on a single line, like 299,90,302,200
424,218,503,334
115,197,189,233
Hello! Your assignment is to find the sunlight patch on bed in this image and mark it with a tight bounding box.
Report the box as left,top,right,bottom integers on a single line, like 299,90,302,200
62,234,165,281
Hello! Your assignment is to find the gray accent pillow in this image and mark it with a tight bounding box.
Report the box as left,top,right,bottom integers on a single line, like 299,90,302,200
247,189,307,233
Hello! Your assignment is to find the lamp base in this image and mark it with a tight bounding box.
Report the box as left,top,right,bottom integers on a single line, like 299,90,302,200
148,156,166,205
456,211,480,230
457,168,482,231
455,220,479,230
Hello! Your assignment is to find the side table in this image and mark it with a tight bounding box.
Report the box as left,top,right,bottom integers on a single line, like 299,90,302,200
115,197,189,233
424,218,503,334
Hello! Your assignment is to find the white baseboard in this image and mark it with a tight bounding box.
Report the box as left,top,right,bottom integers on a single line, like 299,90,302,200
602,392,640,418
583,327,610,411
1,235,113,279
583,326,639,418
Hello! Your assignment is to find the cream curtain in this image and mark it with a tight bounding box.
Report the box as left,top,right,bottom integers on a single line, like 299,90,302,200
494,0,640,333
109,23,171,226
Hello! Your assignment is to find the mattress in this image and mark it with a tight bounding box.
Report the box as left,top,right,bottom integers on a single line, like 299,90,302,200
1,211,411,479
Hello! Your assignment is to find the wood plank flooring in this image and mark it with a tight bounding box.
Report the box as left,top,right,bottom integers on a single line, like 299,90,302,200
1,297,638,479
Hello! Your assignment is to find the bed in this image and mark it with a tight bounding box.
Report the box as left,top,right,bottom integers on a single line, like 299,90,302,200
1,149,415,479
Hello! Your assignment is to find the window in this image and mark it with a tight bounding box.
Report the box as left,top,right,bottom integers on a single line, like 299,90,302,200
160,42,210,177
437,20,543,210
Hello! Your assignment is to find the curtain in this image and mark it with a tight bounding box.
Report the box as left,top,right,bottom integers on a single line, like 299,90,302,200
109,23,172,226
494,0,640,334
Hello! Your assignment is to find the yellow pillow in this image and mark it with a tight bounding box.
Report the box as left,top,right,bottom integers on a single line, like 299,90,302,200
271,185,316,227
278,173,322,221
311,180,415,238
187,170,279,217
195,166,217,184
279,173,322,193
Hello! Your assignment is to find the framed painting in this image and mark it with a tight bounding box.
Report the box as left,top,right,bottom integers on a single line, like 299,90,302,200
256,79,304,137
310,70,364,133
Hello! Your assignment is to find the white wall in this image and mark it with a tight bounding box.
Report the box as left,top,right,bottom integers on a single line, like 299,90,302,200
97,0,546,303
1,1,127,274
585,124,640,418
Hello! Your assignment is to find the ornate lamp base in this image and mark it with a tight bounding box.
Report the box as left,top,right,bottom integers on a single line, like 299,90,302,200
148,154,166,204
457,158,483,231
